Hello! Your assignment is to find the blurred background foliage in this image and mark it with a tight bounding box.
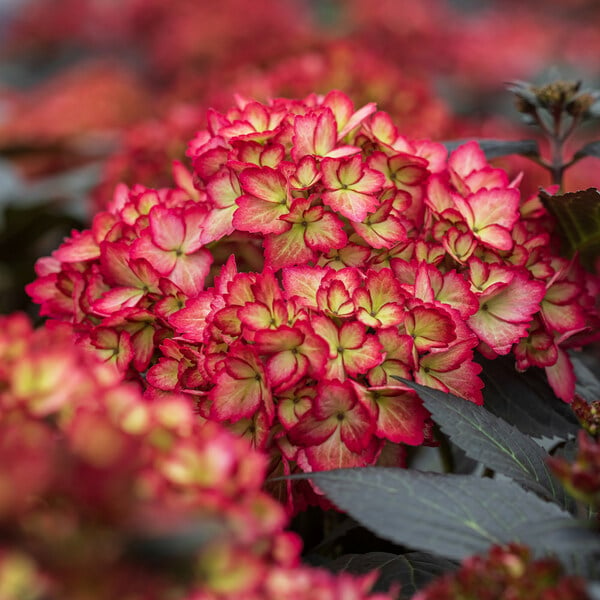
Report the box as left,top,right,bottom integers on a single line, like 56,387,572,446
0,0,599,316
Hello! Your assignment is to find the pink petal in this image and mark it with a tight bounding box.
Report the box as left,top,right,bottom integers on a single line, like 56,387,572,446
339,321,368,349
404,305,456,352
149,206,185,251
322,90,354,134
417,345,484,405
303,429,379,471
290,416,338,449
132,235,176,275
53,230,100,262
265,350,303,390
92,287,144,316
469,187,520,230
314,109,337,156
338,102,377,139
209,370,263,421
179,206,207,254
169,251,212,296
352,215,407,249
476,224,514,251
449,141,487,178
238,302,274,331
355,386,428,445
322,188,379,222
336,155,363,187
100,242,141,287
147,358,181,391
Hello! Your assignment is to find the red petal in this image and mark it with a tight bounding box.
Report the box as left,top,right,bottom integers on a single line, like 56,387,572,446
545,348,575,402
303,429,379,471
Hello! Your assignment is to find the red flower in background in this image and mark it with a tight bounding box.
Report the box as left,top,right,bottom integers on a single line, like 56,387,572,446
0,313,393,599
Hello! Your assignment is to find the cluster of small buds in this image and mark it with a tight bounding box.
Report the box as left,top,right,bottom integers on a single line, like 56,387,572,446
548,428,600,507
0,313,392,599
510,79,600,123
412,544,590,600
571,394,600,437
27,91,599,510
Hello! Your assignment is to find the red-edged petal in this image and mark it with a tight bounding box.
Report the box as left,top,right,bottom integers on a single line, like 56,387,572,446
469,187,520,230
147,358,181,391
449,141,487,178
239,166,288,202
209,347,272,422
304,211,348,252
169,292,222,343
255,326,304,353
301,429,380,471
321,188,379,222
264,225,316,270
233,195,290,235
169,250,212,296
92,287,144,316
468,272,546,354
132,235,176,275
282,265,328,308
417,342,483,405
404,304,456,352
354,384,428,445
149,206,185,251
265,350,304,390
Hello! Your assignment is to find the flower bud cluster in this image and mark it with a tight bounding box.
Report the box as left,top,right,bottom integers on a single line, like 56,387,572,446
413,544,589,600
548,428,600,508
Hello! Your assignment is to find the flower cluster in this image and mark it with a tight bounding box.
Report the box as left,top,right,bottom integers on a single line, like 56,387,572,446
28,91,599,509
0,313,391,599
412,544,590,600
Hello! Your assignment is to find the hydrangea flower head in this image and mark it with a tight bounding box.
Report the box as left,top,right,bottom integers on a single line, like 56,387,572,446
27,91,600,510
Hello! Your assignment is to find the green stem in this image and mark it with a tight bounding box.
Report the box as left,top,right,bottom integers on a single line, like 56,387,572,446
549,136,564,188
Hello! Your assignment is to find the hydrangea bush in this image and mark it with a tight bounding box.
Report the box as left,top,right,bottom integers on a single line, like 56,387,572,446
27,91,598,513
